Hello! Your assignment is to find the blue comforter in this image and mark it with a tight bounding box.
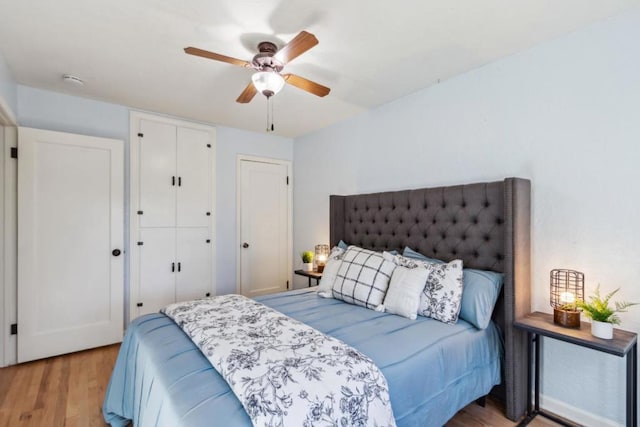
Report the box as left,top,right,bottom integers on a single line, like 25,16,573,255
103,289,502,426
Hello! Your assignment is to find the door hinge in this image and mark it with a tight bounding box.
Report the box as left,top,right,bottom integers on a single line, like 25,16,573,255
137,210,143,215
206,143,211,148
137,241,144,246
287,280,290,289
138,133,144,138
10,324,17,335
206,239,211,243
137,302,143,307
10,147,17,159
286,176,289,185
206,211,211,216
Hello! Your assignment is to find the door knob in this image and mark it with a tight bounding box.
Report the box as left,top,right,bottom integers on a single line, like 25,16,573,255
112,249,121,256
242,243,249,248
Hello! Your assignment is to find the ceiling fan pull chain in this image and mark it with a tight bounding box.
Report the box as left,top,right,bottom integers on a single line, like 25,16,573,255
265,95,275,132
271,97,275,132
266,96,270,132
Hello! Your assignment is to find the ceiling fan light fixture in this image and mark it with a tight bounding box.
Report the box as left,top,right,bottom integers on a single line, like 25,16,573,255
252,71,285,98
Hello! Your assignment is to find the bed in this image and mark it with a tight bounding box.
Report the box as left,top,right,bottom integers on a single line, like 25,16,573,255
104,177,531,426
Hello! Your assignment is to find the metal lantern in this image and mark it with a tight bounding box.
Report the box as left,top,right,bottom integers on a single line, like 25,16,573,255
550,269,584,328
315,244,330,273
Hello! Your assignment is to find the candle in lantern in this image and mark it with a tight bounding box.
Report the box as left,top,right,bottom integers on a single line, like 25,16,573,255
315,244,330,273
559,291,576,305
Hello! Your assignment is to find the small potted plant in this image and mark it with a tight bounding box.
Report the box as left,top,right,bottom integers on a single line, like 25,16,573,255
301,251,314,271
577,285,638,339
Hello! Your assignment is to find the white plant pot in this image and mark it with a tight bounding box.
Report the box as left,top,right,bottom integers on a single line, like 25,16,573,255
302,262,314,272
591,320,613,339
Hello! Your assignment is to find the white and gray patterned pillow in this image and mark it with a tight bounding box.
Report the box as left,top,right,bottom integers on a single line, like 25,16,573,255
332,246,396,309
418,260,464,324
382,264,430,319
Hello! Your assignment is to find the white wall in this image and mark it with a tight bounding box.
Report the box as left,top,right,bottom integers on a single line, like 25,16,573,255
8,85,292,345
0,52,17,122
293,8,640,425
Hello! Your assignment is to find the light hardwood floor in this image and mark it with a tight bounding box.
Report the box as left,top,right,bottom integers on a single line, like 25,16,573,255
0,344,560,426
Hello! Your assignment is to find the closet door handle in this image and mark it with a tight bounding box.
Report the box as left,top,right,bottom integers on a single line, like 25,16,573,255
177,262,181,272
172,176,176,186
178,177,182,187
242,243,249,249
171,262,175,272
112,249,121,257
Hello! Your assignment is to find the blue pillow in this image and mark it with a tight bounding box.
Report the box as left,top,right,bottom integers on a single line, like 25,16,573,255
402,246,443,264
339,241,398,255
459,269,503,329
402,247,503,329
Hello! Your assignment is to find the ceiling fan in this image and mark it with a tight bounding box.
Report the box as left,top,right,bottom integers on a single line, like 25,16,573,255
184,31,330,103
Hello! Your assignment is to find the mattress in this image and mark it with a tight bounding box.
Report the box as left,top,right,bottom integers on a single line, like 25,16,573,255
103,288,502,426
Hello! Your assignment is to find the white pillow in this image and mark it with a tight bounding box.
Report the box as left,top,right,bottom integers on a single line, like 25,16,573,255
332,246,396,310
316,246,345,298
382,265,430,319
317,258,342,298
417,260,464,324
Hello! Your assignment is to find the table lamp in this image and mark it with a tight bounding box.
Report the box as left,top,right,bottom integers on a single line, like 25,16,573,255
550,269,584,328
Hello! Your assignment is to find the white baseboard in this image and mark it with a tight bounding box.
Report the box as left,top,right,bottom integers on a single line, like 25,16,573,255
540,394,622,427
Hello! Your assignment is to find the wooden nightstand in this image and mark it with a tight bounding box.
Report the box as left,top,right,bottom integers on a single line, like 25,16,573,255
515,311,637,427
294,269,323,287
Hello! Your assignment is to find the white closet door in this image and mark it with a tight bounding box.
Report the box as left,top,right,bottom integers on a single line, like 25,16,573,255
17,127,123,363
175,228,212,302
135,228,176,317
239,160,289,297
139,119,176,227
176,127,211,227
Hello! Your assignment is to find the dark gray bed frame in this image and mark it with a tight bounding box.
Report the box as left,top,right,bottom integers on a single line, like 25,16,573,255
329,177,531,422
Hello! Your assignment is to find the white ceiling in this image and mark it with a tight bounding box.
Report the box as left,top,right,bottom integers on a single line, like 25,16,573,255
0,1,638,138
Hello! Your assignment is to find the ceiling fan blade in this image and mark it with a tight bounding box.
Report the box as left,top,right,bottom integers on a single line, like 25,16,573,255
283,74,330,97
274,31,318,64
236,82,258,103
184,47,251,68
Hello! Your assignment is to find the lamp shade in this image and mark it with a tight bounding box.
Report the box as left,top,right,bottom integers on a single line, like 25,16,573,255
315,244,330,273
550,269,584,327
251,71,285,97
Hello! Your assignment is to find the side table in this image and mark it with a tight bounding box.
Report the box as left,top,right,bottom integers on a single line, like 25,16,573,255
294,269,323,287
515,311,637,427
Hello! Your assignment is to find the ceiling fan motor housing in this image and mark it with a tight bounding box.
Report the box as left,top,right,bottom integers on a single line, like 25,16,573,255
252,41,284,72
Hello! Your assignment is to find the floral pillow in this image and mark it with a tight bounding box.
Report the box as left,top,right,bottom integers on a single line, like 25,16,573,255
332,246,396,310
417,260,464,324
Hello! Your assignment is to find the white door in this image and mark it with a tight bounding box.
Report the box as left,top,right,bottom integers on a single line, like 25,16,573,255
176,228,212,302
136,228,176,317
17,127,123,363
139,119,176,228
176,127,211,227
239,158,291,297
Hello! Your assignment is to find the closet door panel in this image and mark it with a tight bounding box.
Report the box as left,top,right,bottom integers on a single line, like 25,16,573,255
139,119,177,227
176,127,211,227
175,228,212,302
136,228,176,317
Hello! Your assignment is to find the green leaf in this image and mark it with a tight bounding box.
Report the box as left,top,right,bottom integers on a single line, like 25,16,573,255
577,284,637,325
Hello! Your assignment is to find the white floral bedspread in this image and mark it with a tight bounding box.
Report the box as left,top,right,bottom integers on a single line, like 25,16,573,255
162,294,396,427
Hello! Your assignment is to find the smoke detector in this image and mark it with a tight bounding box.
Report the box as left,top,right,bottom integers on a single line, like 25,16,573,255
62,74,84,86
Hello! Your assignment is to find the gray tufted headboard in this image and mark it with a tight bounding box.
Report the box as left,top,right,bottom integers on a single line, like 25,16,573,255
329,177,531,422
